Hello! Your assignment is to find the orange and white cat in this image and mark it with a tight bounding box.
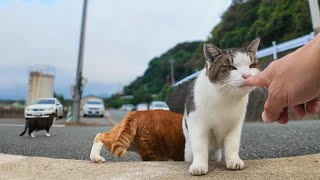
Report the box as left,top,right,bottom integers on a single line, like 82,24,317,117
90,110,185,162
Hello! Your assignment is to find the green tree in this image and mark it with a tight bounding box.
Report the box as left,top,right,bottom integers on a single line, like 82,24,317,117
54,93,68,107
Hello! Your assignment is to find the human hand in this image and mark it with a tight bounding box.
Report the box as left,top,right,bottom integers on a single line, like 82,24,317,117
246,34,320,123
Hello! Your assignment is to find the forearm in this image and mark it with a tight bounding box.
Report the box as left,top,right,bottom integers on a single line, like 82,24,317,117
300,33,320,69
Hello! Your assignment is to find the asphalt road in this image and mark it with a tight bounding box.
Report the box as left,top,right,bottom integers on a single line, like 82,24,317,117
0,110,319,161
107,109,128,122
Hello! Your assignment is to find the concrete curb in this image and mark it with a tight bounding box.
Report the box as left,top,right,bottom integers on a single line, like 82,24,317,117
0,153,319,179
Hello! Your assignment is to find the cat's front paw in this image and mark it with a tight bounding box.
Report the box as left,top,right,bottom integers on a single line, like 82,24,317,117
90,154,106,163
189,163,208,176
226,158,245,170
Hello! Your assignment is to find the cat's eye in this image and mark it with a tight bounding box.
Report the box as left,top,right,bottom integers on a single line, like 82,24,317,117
249,63,257,68
225,65,237,70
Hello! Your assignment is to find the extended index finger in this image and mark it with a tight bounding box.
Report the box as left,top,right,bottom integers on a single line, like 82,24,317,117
246,71,270,87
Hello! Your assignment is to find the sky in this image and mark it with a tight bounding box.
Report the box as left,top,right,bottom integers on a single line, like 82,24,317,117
0,0,231,100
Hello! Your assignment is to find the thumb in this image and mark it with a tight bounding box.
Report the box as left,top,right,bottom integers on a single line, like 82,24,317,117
246,71,270,87
262,91,287,123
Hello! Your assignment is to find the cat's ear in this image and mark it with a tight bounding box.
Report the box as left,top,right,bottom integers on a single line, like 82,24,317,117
246,37,260,52
203,43,222,65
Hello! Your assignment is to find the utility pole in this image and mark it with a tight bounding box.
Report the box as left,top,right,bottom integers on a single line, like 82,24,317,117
308,0,320,34
73,0,88,122
169,59,175,86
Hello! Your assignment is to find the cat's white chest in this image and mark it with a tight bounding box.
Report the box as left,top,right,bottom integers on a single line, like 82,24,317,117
198,99,247,131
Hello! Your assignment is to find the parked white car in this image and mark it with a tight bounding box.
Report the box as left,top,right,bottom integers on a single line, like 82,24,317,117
136,103,149,111
25,98,64,119
83,99,105,117
121,104,135,111
149,101,169,110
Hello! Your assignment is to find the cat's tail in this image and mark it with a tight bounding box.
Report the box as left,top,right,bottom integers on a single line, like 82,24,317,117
111,112,138,157
19,120,28,136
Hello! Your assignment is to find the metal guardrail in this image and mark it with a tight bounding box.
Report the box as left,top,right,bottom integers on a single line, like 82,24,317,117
174,32,316,86
174,71,201,86
257,32,315,59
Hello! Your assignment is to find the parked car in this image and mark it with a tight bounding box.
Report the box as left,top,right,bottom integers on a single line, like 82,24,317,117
24,98,64,119
121,104,135,111
136,103,149,111
83,99,105,117
149,101,170,110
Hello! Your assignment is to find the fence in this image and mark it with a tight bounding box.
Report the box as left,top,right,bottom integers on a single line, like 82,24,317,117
175,32,316,86
0,107,24,118
257,32,315,59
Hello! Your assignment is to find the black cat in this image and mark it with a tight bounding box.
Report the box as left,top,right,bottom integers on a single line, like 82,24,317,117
20,114,55,137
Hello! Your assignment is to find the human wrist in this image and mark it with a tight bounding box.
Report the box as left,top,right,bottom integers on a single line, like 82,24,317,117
306,34,320,90
299,34,320,70
310,34,320,69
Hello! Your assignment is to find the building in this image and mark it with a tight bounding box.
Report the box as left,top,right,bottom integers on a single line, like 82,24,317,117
26,66,55,105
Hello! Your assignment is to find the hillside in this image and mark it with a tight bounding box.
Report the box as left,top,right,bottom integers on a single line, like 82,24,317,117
123,41,201,96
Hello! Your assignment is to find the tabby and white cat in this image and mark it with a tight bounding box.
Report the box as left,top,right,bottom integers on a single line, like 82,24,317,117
90,110,185,162
183,38,260,175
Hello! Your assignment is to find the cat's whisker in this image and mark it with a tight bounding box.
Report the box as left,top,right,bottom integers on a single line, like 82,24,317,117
229,87,234,100
219,79,243,87
226,86,235,103
217,80,243,91
230,88,234,102
221,81,243,101
229,86,240,102
217,83,233,91
221,86,233,97
233,87,239,97
231,87,237,101
219,80,244,97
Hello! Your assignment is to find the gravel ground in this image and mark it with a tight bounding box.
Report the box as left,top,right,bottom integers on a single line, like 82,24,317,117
0,117,319,161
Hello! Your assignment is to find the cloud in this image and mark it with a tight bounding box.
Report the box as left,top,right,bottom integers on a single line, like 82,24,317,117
0,0,231,100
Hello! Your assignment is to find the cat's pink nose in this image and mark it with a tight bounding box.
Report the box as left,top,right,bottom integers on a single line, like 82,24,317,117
242,74,251,79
